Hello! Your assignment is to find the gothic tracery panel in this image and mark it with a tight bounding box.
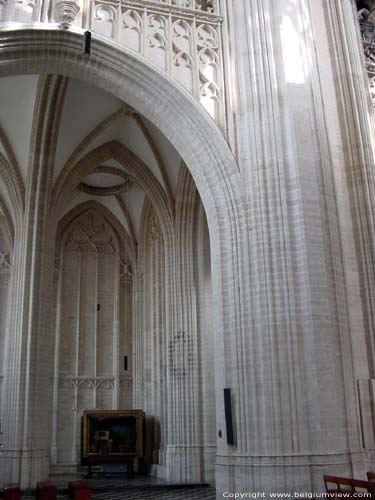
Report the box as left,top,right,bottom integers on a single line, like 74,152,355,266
92,4,116,39
120,9,143,52
146,14,169,71
50,0,224,126
52,209,133,466
197,23,221,119
13,0,38,22
172,19,195,92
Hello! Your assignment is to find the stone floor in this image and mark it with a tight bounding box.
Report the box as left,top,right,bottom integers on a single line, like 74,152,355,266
21,475,216,500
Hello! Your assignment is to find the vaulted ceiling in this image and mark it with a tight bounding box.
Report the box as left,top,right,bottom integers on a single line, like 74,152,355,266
0,74,183,245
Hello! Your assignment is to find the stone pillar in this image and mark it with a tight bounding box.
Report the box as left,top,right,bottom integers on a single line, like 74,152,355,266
216,0,370,494
0,75,67,488
323,0,375,382
136,201,168,474
165,165,203,483
194,200,216,484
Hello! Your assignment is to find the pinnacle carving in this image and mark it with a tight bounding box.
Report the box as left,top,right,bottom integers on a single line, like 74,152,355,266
56,0,80,29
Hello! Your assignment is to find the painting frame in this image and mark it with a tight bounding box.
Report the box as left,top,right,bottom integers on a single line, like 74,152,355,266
82,409,144,460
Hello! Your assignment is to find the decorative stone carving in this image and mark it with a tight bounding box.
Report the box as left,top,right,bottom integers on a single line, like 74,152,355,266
172,0,192,8
0,250,10,273
83,0,223,123
149,213,162,243
64,212,117,255
120,259,133,285
358,7,375,106
197,23,221,118
59,377,115,389
13,0,37,23
121,9,144,51
55,0,80,29
146,14,168,70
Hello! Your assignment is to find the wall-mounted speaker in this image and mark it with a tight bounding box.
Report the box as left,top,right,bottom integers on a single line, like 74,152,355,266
82,31,91,57
224,388,235,445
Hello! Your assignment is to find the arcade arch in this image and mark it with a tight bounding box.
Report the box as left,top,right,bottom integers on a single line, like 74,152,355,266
0,28,248,493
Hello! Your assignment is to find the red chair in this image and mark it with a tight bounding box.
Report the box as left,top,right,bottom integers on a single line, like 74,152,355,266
3,483,21,500
36,481,57,500
68,480,91,500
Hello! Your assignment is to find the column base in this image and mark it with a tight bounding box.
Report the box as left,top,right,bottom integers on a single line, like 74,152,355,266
0,448,50,489
165,445,205,483
215,450,370,498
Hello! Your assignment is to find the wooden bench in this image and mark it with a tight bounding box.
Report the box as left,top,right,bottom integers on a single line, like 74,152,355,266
3,483,21,500
324,475,375,497
68,480,91,500
36,481,57,500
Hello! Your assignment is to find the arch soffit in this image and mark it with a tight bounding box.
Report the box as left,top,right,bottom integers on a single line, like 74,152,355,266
0,28,244,241
56,200,136,270
51,140,173,240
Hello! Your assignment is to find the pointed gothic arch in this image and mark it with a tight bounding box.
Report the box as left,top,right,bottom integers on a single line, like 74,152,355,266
0,27,252,490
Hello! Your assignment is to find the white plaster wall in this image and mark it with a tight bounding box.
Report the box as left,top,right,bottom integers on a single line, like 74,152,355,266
0,75,38,182
55,79,121,176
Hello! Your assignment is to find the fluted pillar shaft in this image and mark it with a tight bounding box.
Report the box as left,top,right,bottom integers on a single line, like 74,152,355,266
165,166,203,483
0,75,67,488
216,0,372,494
